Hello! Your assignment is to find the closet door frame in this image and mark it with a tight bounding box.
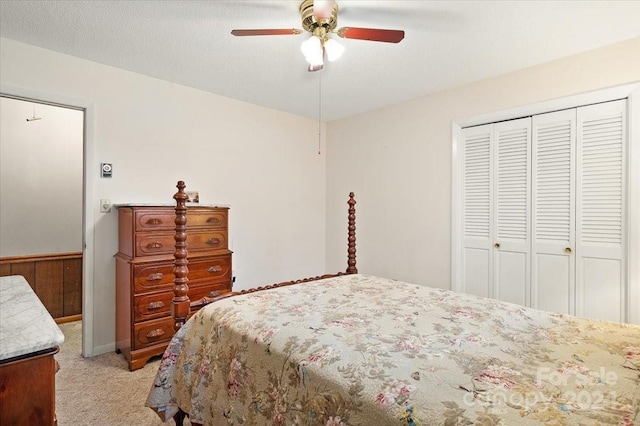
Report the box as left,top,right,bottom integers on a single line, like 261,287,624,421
452,83,640,325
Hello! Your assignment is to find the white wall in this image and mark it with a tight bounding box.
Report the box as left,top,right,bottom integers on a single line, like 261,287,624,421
326,37,640,292
0,37,326,355
3,35,639,353
0,97,83,256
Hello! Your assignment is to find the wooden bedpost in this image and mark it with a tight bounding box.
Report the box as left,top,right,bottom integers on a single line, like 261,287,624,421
346,192,358,274
172,181,190,332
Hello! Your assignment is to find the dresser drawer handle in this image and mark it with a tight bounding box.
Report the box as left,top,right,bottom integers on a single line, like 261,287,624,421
146,301,165,310
145,218,162,225
208,265,222,273
206,217,221,224
146,241,163,249
146,272,164,282
206,238,221,245
146,328,165,339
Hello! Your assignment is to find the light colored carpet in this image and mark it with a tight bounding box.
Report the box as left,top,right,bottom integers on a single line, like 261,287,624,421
56,321,188,425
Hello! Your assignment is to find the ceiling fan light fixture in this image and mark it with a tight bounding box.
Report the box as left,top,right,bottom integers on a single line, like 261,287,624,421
301,35,324,67
324,37,344,62
232,0,404,72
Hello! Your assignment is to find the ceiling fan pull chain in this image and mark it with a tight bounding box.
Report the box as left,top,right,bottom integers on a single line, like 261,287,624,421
318,74,322,155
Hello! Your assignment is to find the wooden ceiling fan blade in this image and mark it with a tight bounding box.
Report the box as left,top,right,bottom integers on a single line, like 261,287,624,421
231,29,302,36
336,27,405,43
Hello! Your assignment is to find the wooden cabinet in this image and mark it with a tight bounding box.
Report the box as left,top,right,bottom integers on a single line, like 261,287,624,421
0,348,59,425
0,275,64,425
115,205,232,371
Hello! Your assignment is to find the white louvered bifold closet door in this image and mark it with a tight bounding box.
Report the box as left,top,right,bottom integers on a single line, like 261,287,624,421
461,124,494,298
458,100,628,322
493,119,531,305
576,100,627,322
531,109,576,315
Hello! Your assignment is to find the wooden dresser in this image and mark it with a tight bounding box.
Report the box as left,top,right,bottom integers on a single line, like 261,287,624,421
115,205,232,371
0,275,65,425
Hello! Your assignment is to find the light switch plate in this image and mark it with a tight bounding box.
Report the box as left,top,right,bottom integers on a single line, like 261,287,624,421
100,199,111,213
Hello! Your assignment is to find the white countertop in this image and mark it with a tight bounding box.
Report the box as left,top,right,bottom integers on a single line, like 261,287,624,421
0,275,65,361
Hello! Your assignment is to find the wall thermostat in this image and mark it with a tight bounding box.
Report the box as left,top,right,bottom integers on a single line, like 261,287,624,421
101,163,113,178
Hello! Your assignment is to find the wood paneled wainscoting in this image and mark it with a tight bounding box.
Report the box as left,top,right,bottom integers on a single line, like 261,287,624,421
0,252,82,323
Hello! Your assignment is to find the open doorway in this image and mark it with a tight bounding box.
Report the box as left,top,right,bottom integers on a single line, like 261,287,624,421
0,95,84,344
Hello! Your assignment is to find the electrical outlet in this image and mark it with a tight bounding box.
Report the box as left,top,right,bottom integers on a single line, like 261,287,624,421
100,199,111,213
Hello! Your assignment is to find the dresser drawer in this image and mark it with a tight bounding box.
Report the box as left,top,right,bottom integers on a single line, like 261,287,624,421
135,233,175,257
133,317,174,350
188,209,228,229
133,254,231,294
134,209,174,232
188,255,231,284
188,281,232,301
134,291,173,321
133,262,174,293
134,230,228,258
133,283,232,322
186,230,228,253
133,208,227,232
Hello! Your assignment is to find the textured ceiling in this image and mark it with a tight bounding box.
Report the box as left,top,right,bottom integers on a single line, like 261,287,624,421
1,1,639,121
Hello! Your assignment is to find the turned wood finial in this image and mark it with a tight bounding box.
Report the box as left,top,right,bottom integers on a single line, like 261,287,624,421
346,192,357,274
172,180,190,331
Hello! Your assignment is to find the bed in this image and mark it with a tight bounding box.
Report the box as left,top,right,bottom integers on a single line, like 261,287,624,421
146,182,640,425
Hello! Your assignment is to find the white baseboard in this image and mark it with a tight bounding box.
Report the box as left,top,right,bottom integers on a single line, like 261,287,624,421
90,342,116,357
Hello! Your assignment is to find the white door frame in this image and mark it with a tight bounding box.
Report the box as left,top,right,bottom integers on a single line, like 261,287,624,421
452,82,640,325
1,84,96,356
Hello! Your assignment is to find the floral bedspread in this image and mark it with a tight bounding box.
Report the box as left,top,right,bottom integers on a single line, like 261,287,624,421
146,274,640,425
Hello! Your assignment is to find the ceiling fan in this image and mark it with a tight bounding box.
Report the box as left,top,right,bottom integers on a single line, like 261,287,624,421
231,0,405,72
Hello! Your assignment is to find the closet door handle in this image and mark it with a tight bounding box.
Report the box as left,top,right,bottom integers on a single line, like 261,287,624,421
565,247,572,254
494,243,500,249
